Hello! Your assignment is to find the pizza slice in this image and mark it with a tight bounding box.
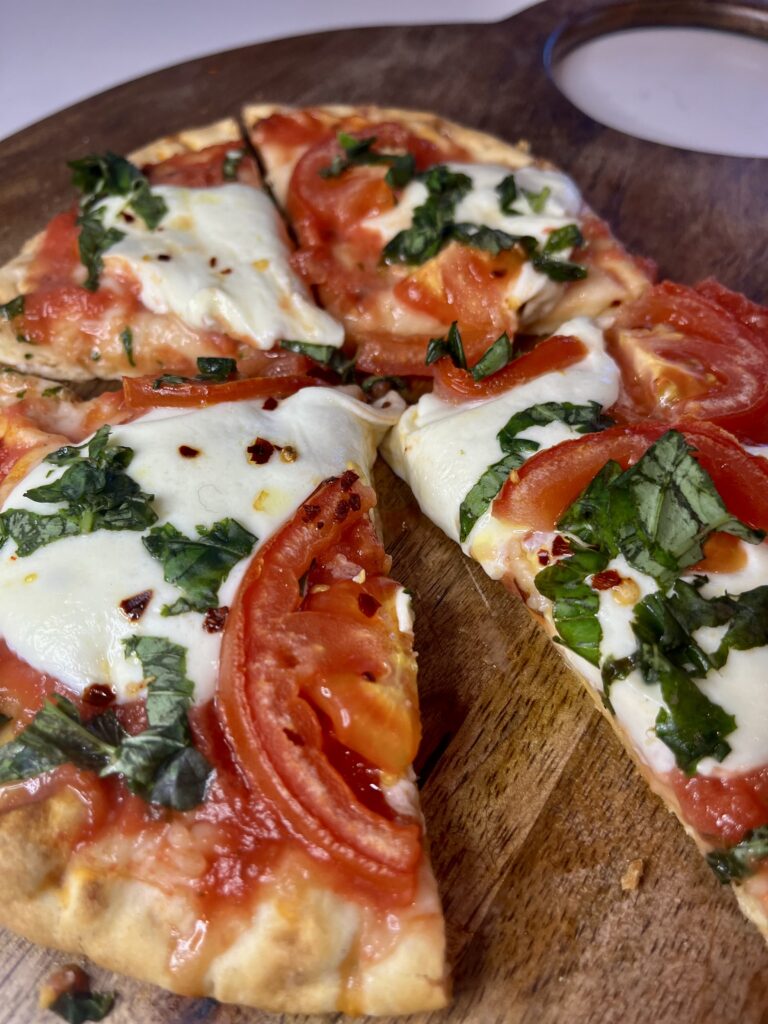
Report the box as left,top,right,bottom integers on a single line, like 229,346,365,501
0,373,447,1014
0,119,343,381
383,281,768,942
244,104,653,377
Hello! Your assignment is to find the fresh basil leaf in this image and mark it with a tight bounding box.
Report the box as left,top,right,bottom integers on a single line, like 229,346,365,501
535,548,610,666
0,426,157,556
70,152,167,229
707,825,768,883
544,223,584,253
450,223,518,257
523,185,551,213
149,745,213,809
496,173,517,213
76,206,126,292
195,356,236,381
42,386,63,398
471,333,513,381
119,326,135,367
222,149,244,181
425,321,466,370
381,165,472,266
531,252,588,281
0,295,24,320
319,133,416,188
280,339,336,364
459,440,538,542
713,586,768,667
557,460,623,549
49,988,115,1023
143,518,256,615
497,401,612,449
360,374,406,394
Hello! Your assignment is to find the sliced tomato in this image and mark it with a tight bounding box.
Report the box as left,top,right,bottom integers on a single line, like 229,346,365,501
144,142,261,188
217,473,421,899
493,420,768,536
123,374,322,410
607,281,768,444
433,334,588,403
671,766,768,845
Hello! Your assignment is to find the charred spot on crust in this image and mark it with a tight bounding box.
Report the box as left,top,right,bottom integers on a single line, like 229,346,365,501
119,589,153,621
203,606,229,633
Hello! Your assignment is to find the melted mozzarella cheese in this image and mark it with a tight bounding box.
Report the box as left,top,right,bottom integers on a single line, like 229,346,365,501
363,162,584,307
99,184,343,349
382,317,619,564
0,389,395,705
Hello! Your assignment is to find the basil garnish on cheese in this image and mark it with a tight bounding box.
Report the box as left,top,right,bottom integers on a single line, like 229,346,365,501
69,152,168,290
0,639,212,811
0,425,157,556
143,518,256,615
535,548,609,666
0,295,24,320
707,825,768,884
222,148,244,181
460,401,612,542
382,165,473,266
496,173,518,213
319,132,416,189
153,356,238,388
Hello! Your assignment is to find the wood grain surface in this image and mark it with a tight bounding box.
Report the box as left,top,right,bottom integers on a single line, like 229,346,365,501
1,1,767,1021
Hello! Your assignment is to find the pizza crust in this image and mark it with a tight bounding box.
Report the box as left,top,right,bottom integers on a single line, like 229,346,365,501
0,785,447,1014
0,118,245,383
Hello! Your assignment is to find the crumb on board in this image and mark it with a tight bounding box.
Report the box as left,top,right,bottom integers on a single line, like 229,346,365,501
621,858,645,892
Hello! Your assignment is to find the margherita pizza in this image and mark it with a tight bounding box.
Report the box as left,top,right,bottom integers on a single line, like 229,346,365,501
0,104,766,1018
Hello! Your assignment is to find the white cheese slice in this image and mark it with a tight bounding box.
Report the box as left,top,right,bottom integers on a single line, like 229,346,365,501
382,316,619,561
0,388,395,705
98,184,344,349
363,162,584,308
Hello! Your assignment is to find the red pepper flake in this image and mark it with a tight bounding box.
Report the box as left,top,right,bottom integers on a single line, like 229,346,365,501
122,211,135,224
334,499,350,522
358,592,381,618
83,683,116,708
537,549,550,566
262,396,278,411
203,606,229,633
362,671,376,682
119,589,153,621
349,492,361,512
339,470,358,492
552,535,572,557
220,267,233,275
302,503,321,522
247,438,274,464
178,444,200,459
157,253,172,262
209,256,218,268
591,569,623,591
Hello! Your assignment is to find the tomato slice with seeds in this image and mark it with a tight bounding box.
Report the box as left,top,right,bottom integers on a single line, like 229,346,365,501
217,473,421,898
670,766,768,846
493,420,768,538
123,374,322,410
607,281,768,443
433,334,588,404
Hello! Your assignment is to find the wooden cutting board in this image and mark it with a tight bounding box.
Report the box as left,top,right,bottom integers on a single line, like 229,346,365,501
0,1,767,1021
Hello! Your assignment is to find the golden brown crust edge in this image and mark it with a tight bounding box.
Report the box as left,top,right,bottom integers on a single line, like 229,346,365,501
0,118,244,382
0,788,447,1014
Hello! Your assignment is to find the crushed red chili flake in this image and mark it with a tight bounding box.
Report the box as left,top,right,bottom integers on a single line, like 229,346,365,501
349,492,362,512
552,535,572,557
178,444,200,458
262,396,279,411
591,569,623,591
339,470,358,492
122,211,135,224
203,606,229,633
537,550,550,566
83,683,116,708
302,503,321,522
362,671,376,682
119,589,153,621
157,253,172,262
209,256,218,268
220,267,233,275
247,438,275,464
334,499,350,522
358,592,381,618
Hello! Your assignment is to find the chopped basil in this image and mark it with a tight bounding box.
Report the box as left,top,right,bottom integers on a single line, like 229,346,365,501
496,173,517,213
524,185,551,213
360,374,406,393
41,386,63,398
0,295,24,320
471,333,513,381
120,326,135,367
69,152,168,289
195,356,236,381
544,223,584,253
319,133,416,189
222,148,244,181
381,165,473,265
450,223,519,257
707,825,768,883
535,548,610,666
143,518,256,615
0,425,157,556
49,988,116,1024
425,321,466,369
281,339,336,364
460,401,611,542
